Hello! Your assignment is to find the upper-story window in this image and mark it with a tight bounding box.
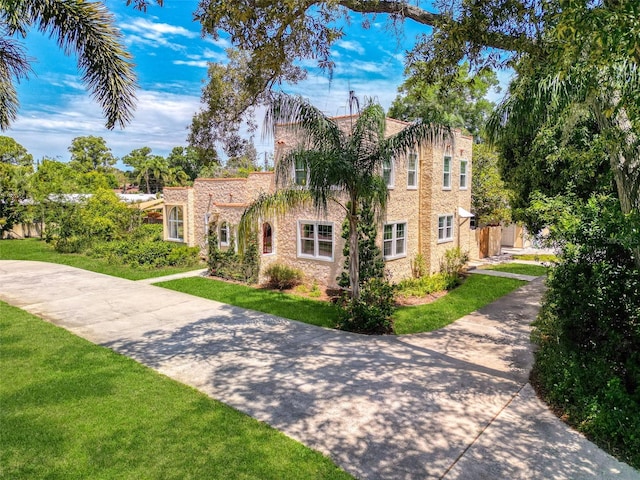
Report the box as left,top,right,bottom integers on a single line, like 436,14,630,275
443,155,452,189
298,221,333,260
382,158,394,188
407,151,418,189
294,158,307,186
459,159,468,189
167,206,184,242
219,221,230,246
262,222,273,254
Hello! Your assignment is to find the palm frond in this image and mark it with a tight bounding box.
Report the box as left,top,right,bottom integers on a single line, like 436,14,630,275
0,37,30,130
26,0,137,129
238,189,311,251
384,121,452,159
264,92,342,151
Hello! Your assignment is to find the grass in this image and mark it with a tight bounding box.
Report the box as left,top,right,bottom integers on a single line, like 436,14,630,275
0,301,353,480
393,275,527,334
0,238,202,280
483,263,549,277
512,253,557,262
159,277,340,329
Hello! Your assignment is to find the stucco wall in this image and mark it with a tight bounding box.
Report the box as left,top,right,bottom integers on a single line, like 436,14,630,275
419,132,474,273
163,187,195,246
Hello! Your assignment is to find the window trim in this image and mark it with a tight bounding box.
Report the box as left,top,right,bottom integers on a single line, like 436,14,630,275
407,151,418,189
443,155,452,190
167,205,184,242
383,221,407,260
382,157,395,189
297,220,334,261
262,222,274,255
459,158,468,190
437,214,454,243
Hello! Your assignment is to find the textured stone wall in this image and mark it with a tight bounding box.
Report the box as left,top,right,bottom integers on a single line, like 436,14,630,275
420,132,474,273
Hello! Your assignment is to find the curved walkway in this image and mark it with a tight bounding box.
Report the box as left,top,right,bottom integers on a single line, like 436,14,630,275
0,260,637,480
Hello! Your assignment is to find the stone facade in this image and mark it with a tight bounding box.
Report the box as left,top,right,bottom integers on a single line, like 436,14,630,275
163,116,474,286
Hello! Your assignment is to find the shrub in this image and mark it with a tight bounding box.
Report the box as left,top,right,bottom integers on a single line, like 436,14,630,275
263,264,304,290
397,273,451,298
439,247,469,276
336,278,396,334
88,239,199,268
531,196,640,468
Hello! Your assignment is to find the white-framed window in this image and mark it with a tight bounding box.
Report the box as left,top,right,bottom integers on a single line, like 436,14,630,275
294,158,307,186
407,151,418,189
438,215,454,242
298,221,334,260
167,206,184,241
219,221,230,246
443,155,452,189
262,222,273,254
460,159,468,189
382,157,394,188
383,222,407,259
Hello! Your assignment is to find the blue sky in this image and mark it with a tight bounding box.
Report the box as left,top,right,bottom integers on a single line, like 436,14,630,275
9,1,507,164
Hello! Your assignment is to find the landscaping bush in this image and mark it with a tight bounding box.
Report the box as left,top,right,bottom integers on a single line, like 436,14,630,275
336,277,396,334
263,263,304,290
89,239,199,268
207,223,260,284
531,196,640,468
397,273,451,298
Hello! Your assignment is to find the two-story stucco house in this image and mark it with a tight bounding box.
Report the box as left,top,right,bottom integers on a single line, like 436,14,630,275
163,116,476,286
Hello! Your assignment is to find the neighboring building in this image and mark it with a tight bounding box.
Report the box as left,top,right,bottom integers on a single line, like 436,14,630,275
163,116,476,286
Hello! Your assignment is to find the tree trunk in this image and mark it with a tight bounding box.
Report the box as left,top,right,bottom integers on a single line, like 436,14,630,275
348,208,360,300
605,105,640,267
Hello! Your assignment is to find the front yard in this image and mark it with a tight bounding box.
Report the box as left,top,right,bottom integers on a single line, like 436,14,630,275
2,238,541,334
0,302,353,480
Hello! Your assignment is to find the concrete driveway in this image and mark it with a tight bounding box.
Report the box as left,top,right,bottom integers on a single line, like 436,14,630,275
0,260,637,479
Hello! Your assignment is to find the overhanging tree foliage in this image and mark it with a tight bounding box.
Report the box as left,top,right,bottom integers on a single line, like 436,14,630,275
0,0,138,129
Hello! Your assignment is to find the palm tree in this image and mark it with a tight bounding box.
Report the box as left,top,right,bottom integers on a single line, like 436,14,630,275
0,1,137,130
239,93,449,299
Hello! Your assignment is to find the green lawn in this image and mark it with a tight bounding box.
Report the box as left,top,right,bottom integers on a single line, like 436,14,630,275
393,275,527,334
0,238,202,280
483,262,549,277
161,275,528,335
0,302,353,480
159,277,340,329
511,253,557,263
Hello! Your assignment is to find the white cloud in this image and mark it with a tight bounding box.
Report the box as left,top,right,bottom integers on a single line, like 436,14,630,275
9,89,202,161
173,60,209,68
335,40,365,55
120,18,198,51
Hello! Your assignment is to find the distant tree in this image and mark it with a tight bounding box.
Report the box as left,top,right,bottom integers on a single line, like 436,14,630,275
123,147,171,194
389,63,498,139
0,136,33,166
30,158,80,199
167,146,217,182
0,1,137,130
68,136,116,172
0,163,31,235
471,144,511,227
